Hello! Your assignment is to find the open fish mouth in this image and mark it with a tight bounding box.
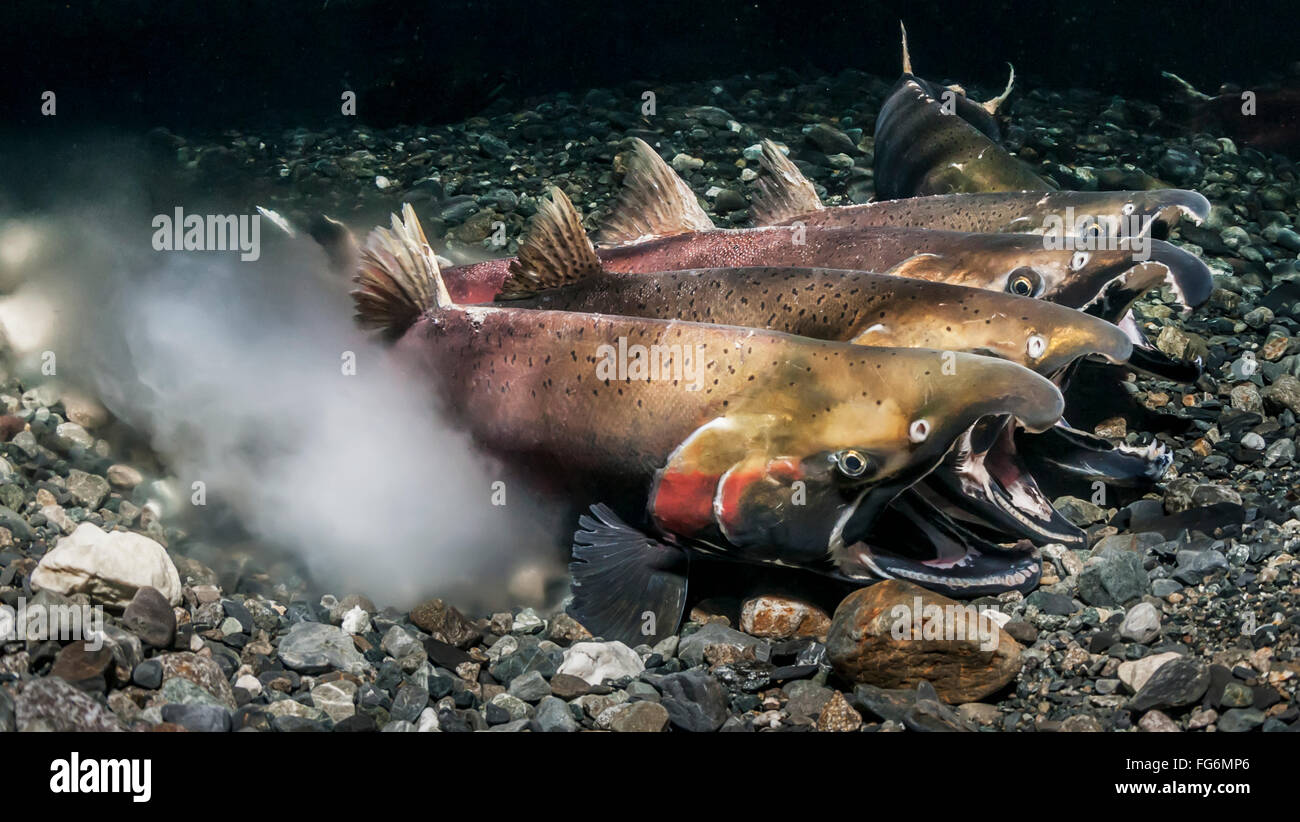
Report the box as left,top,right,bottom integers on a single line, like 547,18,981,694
1018,422,1174,487
839,494,1044,597
1148,190,1211,238
924,420,1085,546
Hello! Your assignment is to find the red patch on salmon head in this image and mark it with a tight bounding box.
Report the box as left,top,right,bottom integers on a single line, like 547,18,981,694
651,467,719,537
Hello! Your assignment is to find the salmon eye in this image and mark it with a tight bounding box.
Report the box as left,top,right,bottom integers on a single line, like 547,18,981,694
1070,251,1091,270
833,449,870,478
1122,202,1136,215
908,419,931,443
1006,268,1041,297
1027,334,1047,358
1081,221,1101,240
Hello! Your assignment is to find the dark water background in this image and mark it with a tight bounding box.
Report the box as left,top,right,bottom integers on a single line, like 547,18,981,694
2,0,1295,131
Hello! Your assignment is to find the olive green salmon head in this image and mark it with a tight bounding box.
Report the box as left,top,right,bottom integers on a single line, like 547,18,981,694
1006,189,1211,241
849,284,1132,375
647,348,1063,564
904,234,1212,312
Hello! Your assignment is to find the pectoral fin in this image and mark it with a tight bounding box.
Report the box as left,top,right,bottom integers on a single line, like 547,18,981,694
567,504,689,645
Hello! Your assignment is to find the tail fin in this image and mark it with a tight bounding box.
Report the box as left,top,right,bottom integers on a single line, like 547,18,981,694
593,137,715,246
500,187,603,299
350,203,450,337
749,139,824,225
979,64,1016,115
900,21,912,76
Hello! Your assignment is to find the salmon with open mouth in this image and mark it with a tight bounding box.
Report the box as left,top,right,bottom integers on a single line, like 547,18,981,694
494,187,1131,546
350,205,1064,643
748,137,1209,240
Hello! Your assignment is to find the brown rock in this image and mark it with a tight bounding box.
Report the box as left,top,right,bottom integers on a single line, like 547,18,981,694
826,580,1023,703
1093,417,1127,438
546,613,593,644
1141,391,1170,410
0,415,25,442
548,673,591,700
49,640,115,691
1138,709,1181,732
122,585,177,648
739,595,831,640
603,700,669,732
816,690,862,732
409,599,481,648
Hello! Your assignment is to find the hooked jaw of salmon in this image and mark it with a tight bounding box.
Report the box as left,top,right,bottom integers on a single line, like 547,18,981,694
927,420,1084,546
1131,190,1212,239
836,489,1044,597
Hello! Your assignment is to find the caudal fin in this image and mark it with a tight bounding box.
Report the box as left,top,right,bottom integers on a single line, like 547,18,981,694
350,203,450,337
593,137,715,246
749,139,824,225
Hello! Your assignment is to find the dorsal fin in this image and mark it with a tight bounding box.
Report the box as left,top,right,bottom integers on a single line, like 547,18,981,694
500,187,603,299
748,139,824,225
979,64,1016,115
900,21,912,76
593,137,715,247
350,203,449,337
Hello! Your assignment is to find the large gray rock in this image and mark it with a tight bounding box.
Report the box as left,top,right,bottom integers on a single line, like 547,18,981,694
1077,547,1148,606
658,669,729,732
677,622,768,667
1119,602,1162,644
277,621,368,675
533,696,577,732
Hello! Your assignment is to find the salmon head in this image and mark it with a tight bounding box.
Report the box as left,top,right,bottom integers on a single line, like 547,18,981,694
646,347,1064,576
893,232,1212,314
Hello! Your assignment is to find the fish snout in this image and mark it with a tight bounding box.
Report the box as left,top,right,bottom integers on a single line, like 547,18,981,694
1036,312,1134,372
1146,239,1213,311
939,354,1065,435
1147,189,1211,235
